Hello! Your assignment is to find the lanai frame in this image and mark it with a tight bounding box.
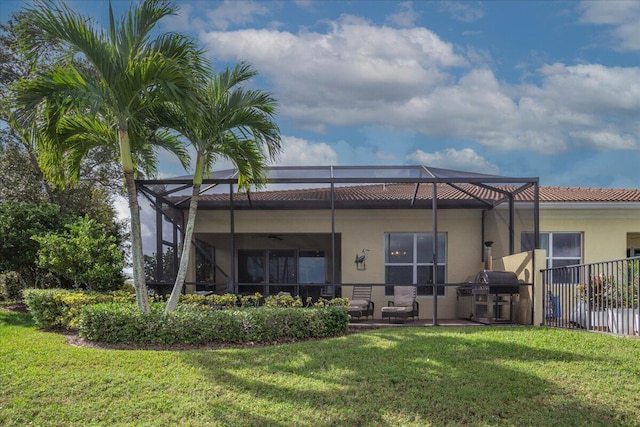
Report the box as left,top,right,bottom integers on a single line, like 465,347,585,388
136,165,540,325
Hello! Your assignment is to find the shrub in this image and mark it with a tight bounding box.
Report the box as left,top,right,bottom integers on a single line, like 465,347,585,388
0,203,64,277
0,271,25,301
78,304,349,345
23,288,135,329
239,292,262,307
264,294,303,308
33,216,125,291
177,293,241,309
208,293,239,309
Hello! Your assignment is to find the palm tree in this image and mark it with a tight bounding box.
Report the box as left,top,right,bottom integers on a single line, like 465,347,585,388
164,63,281,312
14,0,207,312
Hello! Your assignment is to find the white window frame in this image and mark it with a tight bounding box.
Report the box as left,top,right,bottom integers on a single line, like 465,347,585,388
522,232,583,269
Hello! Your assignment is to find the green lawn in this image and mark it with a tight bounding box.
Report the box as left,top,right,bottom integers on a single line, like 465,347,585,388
2,309,640,427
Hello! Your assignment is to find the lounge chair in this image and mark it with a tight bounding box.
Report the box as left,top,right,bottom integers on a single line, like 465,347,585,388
381,286,418,323
348,285,374,320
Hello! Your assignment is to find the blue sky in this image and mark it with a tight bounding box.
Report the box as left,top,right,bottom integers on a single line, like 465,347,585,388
2,0,640,188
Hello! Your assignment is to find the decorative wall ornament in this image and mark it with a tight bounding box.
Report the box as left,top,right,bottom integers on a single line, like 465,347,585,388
355,249,370,271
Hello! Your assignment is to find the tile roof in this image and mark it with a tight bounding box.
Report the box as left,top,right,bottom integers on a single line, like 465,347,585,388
194,183,640,204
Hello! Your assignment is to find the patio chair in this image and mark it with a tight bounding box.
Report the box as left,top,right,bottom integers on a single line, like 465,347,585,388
348,285,374,320
381,286,418,323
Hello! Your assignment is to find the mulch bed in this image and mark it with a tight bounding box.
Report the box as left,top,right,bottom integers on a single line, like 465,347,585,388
2,302,29,313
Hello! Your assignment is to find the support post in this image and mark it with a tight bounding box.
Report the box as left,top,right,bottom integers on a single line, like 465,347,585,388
156,196,163,282
432,182,439,326
230,184,236,293
331,177,336,291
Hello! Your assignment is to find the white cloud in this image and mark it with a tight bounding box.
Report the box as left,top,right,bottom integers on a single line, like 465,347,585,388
198,16,640,155
375,151,397,161
386,1,419,28
206,0,269,31
579,0,640,51
163,3,195,32
200,16,468,131
165,0,269,31
407,148,500,174
439,1,485,23
275,136,338,166
569,130,638,151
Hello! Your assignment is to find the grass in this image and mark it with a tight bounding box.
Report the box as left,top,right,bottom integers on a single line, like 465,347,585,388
2,309,640,427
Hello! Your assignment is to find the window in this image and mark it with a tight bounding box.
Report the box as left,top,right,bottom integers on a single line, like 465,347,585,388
522,232,582,268
385,233,446,296
522,232,582,283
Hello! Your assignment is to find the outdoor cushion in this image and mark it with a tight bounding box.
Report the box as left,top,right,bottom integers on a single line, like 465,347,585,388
394,287,415,307
350,299,370,309
381,306,412,313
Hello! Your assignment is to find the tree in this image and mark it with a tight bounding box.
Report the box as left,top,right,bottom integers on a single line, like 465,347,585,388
0,202,65,287
2,13,125,207
164,63,282,312
33,216,125,291
15,0,207,312
0,142,45,203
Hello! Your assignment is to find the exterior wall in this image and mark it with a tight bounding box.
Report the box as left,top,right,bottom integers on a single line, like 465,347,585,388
338,209,483,320
192,208,485,319
538,208,640,263
505,206,640,263
187,204,640,322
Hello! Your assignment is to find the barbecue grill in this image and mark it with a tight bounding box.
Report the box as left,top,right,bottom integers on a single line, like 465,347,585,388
456,242,521,324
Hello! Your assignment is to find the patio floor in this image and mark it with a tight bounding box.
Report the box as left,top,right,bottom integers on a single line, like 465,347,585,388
347,318,515,329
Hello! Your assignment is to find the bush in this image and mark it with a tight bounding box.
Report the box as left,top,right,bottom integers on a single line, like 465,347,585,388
78,304,349,345
23,288,135,329
0,271,25,301
264,294,303,308
33,216,125,291
178,293,239,309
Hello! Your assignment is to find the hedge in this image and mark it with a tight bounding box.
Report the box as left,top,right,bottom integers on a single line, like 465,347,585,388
79,304,349,345
23,288,135,330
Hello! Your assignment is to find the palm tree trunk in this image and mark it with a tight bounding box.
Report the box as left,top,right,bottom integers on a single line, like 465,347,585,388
119,125,150,313
166,155,204,312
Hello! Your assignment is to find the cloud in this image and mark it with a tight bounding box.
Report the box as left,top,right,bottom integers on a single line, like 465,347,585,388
439,1,485,23
407,148,500,174
275,136,338,166
162,3,195,32
579,0,640,51
165,0,269,31
200,15,467,124
208,0,269,30
375,151,397,161
386,1,419,28
199,16,640,155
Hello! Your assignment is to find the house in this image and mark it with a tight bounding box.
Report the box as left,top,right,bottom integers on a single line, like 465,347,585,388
137,166,640,325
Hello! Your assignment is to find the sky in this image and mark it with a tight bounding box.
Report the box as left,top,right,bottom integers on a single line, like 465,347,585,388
2,0,640,189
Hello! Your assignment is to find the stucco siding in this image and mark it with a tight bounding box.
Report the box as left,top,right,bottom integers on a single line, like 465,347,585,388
187,205,639,322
